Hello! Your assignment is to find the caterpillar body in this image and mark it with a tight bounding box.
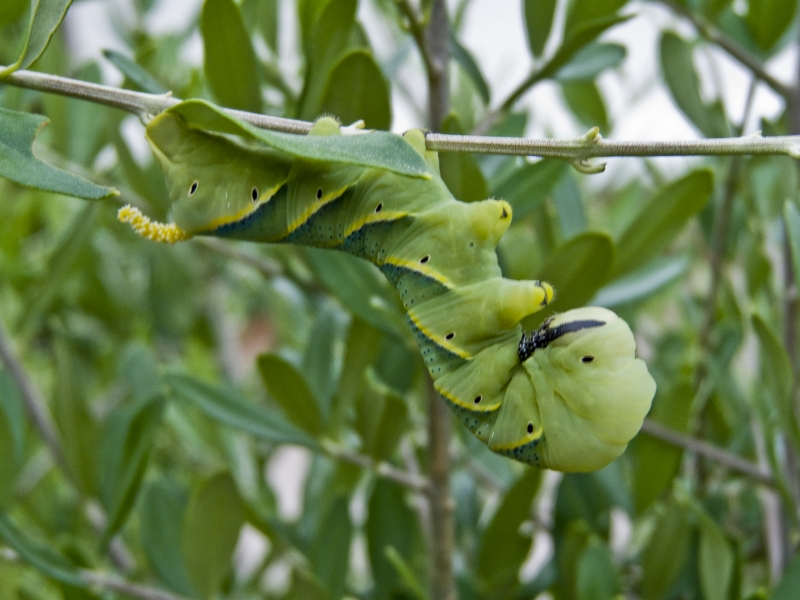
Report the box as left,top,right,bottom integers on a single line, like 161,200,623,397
121,100,656,472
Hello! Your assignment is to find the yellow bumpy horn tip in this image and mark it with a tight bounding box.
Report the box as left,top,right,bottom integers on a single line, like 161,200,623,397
117,205,192,244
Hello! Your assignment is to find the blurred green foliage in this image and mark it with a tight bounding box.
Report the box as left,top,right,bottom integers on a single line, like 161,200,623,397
0,0,800,599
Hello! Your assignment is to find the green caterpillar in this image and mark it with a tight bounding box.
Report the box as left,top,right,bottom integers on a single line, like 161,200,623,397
120,100,656,472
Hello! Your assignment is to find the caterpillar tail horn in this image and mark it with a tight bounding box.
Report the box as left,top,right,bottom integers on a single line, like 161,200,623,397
118,205,193,244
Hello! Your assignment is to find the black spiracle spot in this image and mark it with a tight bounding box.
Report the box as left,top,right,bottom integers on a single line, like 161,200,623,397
316,187,323,199
375,203,383,213
526,422,534,434
419,255,430,264
444,332,455,340
251,187,259,202
581,355,595,363
473,395,482,404
189,181,198,196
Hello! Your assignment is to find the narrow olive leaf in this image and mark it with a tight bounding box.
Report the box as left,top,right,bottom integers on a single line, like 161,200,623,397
309,495,352,600
478,468,541,587
450,35,490,104
182,472,245,599
257,354,323,436
167,100,430,177
592,256,687,308
0,513,86,588
165,372,316,447
0,0,27,29
355,368,409,461
555,42,626,82
99,396,166,543
493,159,568,218
660,32,729,138
0,0,73,77
524,0,557,58
139,479,197,597
746,0,797,52
538,232,615,313
241,0,279,51
563,0,628,37
773,552,800,600
0,108,117,199
102,49,168,94
640,500,692,599
0,408,18,509
784,200,800,290
561,81,609,131
576,539,619,600
613,170,713,277
304,247,407,338
319,50,392,130
200,0,262,112
385,547,428,600
698,520,734,600
538,14,633,80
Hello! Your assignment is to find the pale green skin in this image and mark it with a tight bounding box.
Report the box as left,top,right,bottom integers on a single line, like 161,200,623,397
145,101,656,472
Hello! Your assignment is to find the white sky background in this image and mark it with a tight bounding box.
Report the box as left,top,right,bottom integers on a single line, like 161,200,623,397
59,0,798,586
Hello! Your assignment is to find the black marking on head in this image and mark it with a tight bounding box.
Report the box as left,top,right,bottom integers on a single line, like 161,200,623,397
444,332,455,340
316,187,323,199
535,280,549,306
518,318,605,362
189,181,198,196
581,355,595,363
419,255,430,264
526,422,534,434
473,395,482,404
375,202,383,213
251,187,259,202
501,207,508,219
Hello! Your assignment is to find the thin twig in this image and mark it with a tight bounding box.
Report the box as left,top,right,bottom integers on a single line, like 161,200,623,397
652,0,793,101
640,419,775,486
4,70,800,165
321,440,430,493
0,312,67,471
80,571,195,600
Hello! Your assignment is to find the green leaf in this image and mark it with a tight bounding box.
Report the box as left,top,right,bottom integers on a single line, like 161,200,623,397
257,353,323,436
0,407,18,509
0,0,73,77
319,50,392,130
561,80,608,131
367,480,420,600
303,302,344,423
0,372,25,470
493,159,568,219
698,519,734,600
553,172,587,238
0,513,85,587
201,0,262,112
0,0,27,29
784,200,800,291
640,500,692,600
309,495,352,600
613,170,713,277
355,368,409,461
241,0,279,51
165,372,316,447
538,232,615,314
592,256,687,307
746,0,796,52
563,0,628,36
304,247,407,338
166,99,430,177
297,0,358,120
478,468,541,589
555,42,626,82
332,317,383,428
384,546,428,600
0,107,117,199
439,114,489,202
182,472,245,598
139,479,197,597
773,551,800,600
660,32,729,138
99,396,166,543
102,49,168,94
524,0,557,58
450,35,490,103
576,538,619,600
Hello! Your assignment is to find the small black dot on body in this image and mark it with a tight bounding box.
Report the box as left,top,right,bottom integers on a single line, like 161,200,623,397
189,181,198,196
444,332,455,340
251,187,259,201
419,255,430,264
316,188,323,199
527,422,534,434
375,203,383,213
581,355,595,363
473,395,482,404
